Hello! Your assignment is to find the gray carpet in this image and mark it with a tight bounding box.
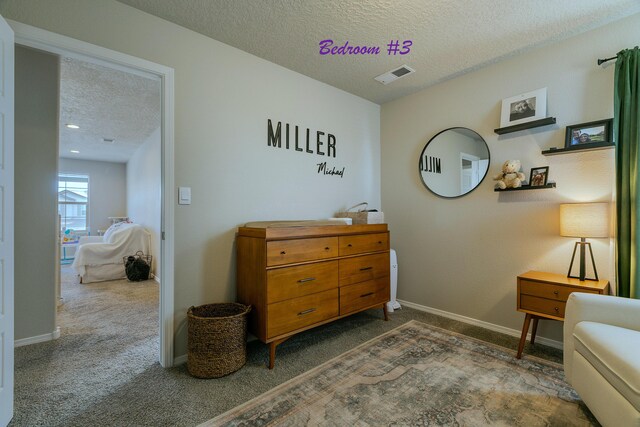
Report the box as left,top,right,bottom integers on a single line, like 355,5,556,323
11,268,564,427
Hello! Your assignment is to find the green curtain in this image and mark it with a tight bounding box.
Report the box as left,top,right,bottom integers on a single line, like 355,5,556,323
615,47,640,299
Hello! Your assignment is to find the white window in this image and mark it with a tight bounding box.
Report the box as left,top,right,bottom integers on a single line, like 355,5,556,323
58,174,89,233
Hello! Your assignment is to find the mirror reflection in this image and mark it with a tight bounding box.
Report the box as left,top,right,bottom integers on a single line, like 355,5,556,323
418,127,490,198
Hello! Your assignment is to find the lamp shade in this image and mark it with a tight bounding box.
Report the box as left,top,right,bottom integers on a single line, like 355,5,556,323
560,203,609,238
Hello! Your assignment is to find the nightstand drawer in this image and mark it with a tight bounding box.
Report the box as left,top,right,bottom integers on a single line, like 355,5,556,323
267,261,338,304
338,233,388,256
267,237,338,266
339,253,389,286
520,295,566,318
267,289,338,338
520,280,601,302
339,277,389,315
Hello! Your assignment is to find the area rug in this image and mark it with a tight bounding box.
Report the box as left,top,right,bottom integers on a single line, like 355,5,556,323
202,320,596,426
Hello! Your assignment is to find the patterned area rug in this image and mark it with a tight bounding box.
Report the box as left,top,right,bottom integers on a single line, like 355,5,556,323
202,320,596,426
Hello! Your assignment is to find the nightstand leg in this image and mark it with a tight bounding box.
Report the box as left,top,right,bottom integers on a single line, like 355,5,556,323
530,317,539,345
517,313,532,359
382,303,389,321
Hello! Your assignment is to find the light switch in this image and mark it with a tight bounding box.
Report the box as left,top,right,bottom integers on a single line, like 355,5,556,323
178,187,191,205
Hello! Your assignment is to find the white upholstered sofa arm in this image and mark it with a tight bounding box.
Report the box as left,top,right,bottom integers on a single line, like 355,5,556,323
78,235,103,245
564,293,640,378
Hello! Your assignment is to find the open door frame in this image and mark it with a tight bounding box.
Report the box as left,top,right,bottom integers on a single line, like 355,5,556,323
0,14,14,427
9,20,176,368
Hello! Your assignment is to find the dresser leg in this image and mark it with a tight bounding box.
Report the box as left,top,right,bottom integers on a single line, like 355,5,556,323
269,342,277,370
267,338,289,369
383,303,389,321
516,313,532,359
530,317,539,345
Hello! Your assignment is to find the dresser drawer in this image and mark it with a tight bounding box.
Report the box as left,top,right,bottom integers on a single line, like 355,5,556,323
267,289,338,338
339,277,389,315
339,253,390,286
267,261,338,304
267,237,338,266
519,280,600,302
520,295,566,318
339,233,388,256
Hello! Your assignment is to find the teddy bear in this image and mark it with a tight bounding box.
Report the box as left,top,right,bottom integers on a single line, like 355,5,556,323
494,160,526,189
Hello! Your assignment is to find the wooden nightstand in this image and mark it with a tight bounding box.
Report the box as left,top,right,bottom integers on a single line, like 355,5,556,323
516,271,609,359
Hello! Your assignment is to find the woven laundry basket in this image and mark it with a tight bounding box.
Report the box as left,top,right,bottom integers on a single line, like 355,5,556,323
187,303,251,378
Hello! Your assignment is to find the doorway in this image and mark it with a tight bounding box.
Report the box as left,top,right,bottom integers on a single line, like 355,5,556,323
12,20,175,367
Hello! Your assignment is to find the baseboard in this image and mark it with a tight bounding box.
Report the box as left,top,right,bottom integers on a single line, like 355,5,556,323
174,354,187,366
397,299,563,350
15,326,61,347
152,273,160,283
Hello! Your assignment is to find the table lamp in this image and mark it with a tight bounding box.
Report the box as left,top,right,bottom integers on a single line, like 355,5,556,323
560,203,609,281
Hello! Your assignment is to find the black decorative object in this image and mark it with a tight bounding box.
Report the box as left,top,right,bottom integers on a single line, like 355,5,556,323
123,251,152,281
542,142,614,156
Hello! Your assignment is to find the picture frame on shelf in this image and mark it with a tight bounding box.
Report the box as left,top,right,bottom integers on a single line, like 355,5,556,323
565,118,613,148
499,87,547,128
529,166,549,187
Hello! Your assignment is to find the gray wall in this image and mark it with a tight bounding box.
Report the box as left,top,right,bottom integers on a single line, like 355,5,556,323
126,128,161,277
15,46,59,341
381,14,638,343
2,0,381,355
59,157,127,236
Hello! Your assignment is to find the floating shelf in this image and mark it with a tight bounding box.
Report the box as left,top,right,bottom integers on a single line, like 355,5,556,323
494,117,557,135
542,142,614,156
494,182,556,192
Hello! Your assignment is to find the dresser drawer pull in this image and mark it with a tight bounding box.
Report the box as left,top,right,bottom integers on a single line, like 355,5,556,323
280,251,286,255
359,266,373,271
378,241,383,244
553,290,559,295
348,244,353,247
297,277,316,283
325,247,330,250
360,292,374,298
297,308,316,316
554,307,559,312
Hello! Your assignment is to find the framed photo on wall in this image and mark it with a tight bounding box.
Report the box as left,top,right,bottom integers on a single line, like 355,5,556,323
500,87,547,128
529,166,549,187
565,119,613,148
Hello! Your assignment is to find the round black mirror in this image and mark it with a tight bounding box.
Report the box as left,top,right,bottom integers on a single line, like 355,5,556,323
418,127,490,198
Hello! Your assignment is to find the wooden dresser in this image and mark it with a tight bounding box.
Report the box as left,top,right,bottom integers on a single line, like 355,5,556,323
237,223,390,368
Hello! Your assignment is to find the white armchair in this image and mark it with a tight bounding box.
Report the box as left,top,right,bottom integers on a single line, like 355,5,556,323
564,293,640,426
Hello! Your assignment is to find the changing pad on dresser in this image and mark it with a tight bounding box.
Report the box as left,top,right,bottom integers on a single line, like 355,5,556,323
244,220,348,228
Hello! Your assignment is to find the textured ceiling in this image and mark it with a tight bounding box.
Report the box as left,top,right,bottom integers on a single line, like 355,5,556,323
114,0,640,104
60,57,161,163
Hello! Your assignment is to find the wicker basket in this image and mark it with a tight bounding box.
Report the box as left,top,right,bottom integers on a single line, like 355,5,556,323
187,303,251,378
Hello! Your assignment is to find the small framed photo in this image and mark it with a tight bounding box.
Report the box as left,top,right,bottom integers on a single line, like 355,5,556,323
500,87,547,128
529,166,549,187
565,119,613,148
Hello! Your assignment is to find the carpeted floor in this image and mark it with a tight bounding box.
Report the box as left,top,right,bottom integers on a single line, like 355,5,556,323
11,267,569,427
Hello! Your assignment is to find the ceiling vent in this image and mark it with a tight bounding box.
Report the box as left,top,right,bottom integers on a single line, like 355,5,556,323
374,65,415,85
102,138,116,144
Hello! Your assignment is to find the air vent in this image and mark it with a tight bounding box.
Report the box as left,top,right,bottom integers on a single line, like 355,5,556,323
374,65,415,85
102,138,116,143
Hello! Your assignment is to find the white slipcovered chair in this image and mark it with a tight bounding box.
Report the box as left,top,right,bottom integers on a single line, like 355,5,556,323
564,292,640,426
72,222,151,283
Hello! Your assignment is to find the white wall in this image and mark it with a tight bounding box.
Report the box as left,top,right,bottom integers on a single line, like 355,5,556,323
381,14,640,343
59,157,127,236
2,0,381,356
126,128,161,277
15,46,58,341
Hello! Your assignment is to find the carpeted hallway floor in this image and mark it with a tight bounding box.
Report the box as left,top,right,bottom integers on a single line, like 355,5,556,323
10,267,563,426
